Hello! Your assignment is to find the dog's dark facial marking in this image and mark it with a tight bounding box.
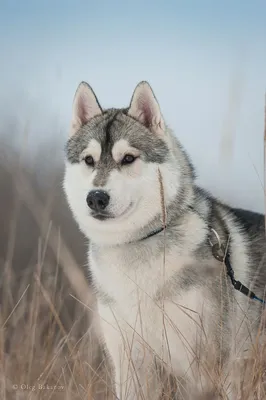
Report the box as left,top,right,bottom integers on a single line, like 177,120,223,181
92,113,120,187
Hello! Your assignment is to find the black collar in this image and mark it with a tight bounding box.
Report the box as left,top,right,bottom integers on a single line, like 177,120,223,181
140,205,195,241
140,226,166,241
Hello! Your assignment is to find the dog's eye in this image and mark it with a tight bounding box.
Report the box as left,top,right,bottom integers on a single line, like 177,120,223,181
121,154,136,165
84,156,94,167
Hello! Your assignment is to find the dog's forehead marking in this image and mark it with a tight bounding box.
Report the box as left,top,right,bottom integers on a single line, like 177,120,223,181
65,108,169,165
84,139,102,162
112,139,140,163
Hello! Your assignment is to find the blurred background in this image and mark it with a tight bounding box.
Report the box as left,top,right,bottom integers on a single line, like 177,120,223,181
0,1,265,398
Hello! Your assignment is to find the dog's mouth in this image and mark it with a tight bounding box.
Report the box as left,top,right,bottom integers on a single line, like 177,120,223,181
91,212,113,221
91,202,133,221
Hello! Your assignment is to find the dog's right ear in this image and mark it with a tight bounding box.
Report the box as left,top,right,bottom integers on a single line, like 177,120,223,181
70,82,102,136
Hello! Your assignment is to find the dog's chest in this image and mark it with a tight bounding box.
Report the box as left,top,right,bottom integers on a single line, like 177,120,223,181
89,242,216,370
89,241,193,325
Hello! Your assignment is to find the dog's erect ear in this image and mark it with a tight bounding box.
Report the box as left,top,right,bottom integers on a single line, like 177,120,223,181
128,81,165,134
70,81,102,136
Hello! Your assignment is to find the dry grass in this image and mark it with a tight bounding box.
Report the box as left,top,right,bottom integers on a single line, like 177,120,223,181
0,117,266,400
0,130,114,400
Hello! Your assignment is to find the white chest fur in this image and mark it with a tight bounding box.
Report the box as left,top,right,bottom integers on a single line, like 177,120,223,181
90,238,192,308
89,236,212,373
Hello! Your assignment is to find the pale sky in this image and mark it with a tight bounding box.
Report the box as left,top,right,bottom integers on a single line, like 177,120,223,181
1,0,265,212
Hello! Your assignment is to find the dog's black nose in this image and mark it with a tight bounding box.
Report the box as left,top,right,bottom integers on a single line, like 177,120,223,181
86,190,110,211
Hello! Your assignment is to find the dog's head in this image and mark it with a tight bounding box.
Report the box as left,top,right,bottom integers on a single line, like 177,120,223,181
64,81,193,244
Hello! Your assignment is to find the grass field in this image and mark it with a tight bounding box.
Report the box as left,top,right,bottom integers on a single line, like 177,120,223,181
0,117,265,400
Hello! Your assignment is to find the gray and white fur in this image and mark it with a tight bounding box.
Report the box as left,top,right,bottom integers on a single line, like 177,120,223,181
64,81,266,399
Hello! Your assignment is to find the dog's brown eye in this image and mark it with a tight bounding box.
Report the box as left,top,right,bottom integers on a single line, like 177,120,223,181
84,155,94,167
121,154,136,165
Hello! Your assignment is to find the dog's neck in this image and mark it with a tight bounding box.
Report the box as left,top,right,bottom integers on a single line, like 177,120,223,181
89,195,197,248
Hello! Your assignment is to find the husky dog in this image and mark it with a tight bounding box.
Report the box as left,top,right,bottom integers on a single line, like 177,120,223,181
64,81,266,399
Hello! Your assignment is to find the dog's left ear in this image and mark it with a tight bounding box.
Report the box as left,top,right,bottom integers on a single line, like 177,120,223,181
128,81,165,135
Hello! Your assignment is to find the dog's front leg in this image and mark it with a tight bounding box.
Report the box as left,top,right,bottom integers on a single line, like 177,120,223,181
98,303,162,400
